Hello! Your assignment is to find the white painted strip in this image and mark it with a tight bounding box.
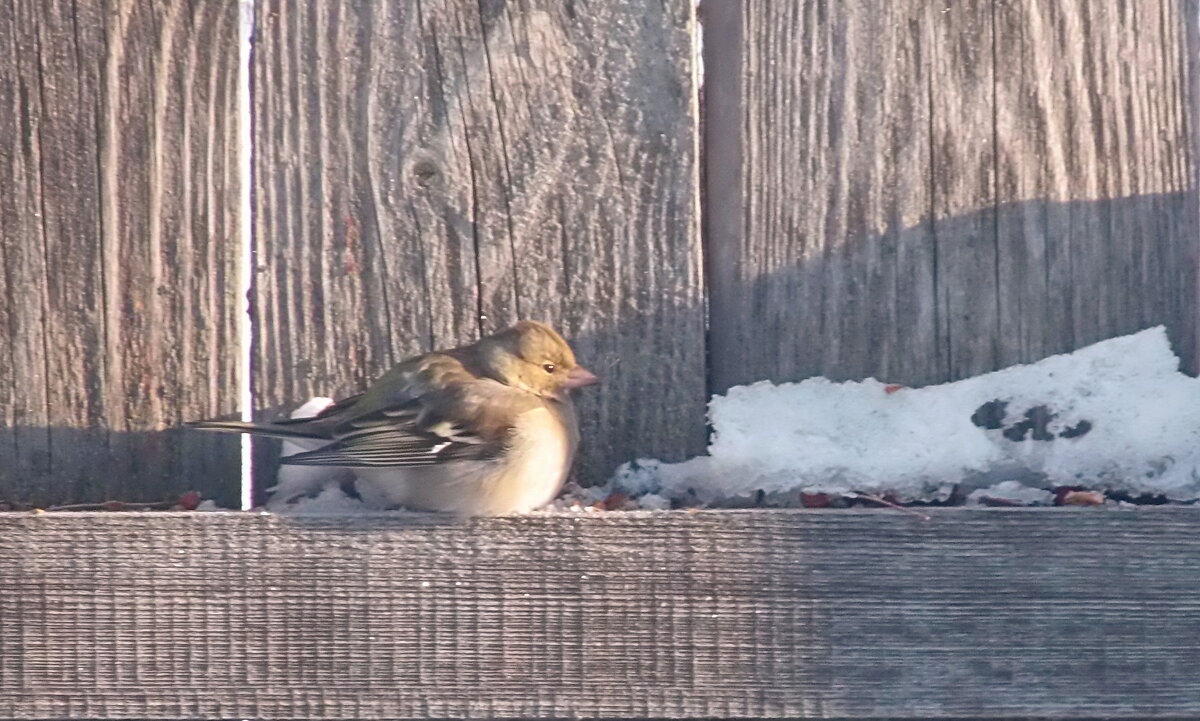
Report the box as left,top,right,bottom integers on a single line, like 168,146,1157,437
237,0,255,510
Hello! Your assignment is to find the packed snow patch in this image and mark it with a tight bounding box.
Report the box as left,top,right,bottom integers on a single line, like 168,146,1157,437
265,396,354,512
613,327,1200,505
273,483,373,514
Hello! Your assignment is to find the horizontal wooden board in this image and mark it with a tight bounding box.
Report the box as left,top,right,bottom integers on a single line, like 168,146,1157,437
1,508,1199,718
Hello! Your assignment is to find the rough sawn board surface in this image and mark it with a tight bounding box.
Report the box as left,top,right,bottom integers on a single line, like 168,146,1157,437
1,508,1199,718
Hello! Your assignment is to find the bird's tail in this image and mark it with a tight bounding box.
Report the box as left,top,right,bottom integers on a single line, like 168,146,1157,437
185,420,325,441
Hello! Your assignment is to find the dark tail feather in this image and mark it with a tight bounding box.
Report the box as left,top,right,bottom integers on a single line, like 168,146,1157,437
185,420,326,441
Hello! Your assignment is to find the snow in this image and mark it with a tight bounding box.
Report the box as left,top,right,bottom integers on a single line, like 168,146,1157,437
265,397,357,512
965,481,1056,506
613,327,1200,505
636,493,673,511
274,483,373,514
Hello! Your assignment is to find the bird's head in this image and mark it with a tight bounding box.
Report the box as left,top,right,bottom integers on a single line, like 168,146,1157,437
476,320,598,398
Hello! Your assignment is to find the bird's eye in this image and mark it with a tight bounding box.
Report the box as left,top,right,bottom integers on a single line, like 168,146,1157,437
542,363,556,374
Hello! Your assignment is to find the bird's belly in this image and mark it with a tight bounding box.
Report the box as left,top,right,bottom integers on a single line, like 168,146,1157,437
356,408,574,515
484,427,572,513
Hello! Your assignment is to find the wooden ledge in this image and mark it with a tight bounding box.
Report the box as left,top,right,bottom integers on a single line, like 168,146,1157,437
1,508,1197,719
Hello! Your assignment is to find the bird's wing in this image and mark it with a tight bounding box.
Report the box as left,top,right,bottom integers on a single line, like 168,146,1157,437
281,375,544,469
190,351,542,468
321,352,480,430
204,352,473,441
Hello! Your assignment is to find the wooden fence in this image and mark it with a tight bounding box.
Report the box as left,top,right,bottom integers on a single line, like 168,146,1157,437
1,0,1196,507
2,2,1200,719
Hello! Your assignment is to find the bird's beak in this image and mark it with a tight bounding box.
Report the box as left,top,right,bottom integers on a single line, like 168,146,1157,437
564,365,599,389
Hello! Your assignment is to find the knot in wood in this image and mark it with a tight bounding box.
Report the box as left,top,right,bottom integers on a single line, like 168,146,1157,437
410,159,440,188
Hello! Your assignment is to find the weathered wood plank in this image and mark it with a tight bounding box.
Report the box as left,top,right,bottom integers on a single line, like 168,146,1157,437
994,0,1200,372
706,0,939,392
0,0,54,500
706,0,1200,391
930,0,999,379
1,508,1200,718
0,1,242,506
252,0,705,492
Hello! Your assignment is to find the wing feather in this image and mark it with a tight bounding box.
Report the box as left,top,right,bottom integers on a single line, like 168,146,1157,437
249,352,546,470
279,380,536,469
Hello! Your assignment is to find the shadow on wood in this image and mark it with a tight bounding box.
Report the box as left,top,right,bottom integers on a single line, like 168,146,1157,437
0,427,241,510
709,191,1200,392
247,191,1198,505
5,192,1195,510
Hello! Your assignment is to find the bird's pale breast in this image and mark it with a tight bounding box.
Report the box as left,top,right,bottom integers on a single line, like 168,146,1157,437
355,403,577,515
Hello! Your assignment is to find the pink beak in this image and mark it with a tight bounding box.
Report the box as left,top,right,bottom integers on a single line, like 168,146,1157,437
564,365,599,389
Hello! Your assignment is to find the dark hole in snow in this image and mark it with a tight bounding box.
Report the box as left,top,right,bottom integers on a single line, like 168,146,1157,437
974,400,1093,442
1028,405,1057,441
970,399,1008,429
339,477,363,501
1059,419,1093,438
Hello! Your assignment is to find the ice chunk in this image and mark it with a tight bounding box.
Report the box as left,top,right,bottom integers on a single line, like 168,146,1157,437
966,481,1055,506
637,493,672,511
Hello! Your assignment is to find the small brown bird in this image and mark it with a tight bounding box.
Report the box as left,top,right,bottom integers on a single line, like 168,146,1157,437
190,320,598,515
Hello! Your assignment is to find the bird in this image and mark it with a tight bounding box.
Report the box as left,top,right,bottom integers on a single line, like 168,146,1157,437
189,320,598,515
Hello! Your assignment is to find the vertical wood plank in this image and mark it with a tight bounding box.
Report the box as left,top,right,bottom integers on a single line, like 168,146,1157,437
103,1,244,505
707,0,937,391
707,0,1200,391
252,0,705,489
0,0,53,500
994,0,1200,372
0,0,241,506
929,0,999,379
1191,0,1200,373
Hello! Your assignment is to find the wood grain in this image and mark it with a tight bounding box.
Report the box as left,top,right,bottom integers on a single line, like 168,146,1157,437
706,0,940,392
930,0,1000,379
0,0,241,506
3,508,1200,718
252,0,706,491
706,0,1200,391
994,0,1200,371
